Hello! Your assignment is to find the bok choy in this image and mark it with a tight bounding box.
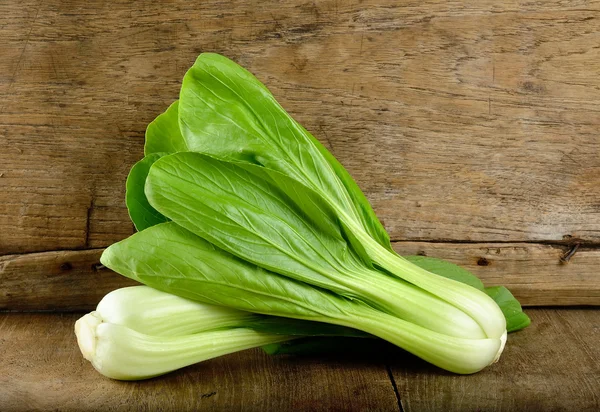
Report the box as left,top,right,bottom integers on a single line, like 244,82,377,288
77,261,528,379
75,286,365,380
88,53,530,378
102,222,506,375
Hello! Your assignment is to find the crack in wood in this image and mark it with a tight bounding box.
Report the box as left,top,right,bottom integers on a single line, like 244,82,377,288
386,364,404,412
84,199,94,248
390,239,600,248
0,247,106,259
2,239,600,259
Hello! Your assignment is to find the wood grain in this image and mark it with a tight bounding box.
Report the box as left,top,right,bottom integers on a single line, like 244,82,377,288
392,242,600,306
390,308,600,412
0,249,137,311
1,0,599,258
0,309,598,411
0,313,399,412
2,242,597,311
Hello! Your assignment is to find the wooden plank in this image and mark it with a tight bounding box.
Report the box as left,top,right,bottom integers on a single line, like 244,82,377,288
0,313,399,412
0,249,137,311
2,242,598,311
391,308,600,412
1,1,600,257
392,242,600,306
0,310,598,411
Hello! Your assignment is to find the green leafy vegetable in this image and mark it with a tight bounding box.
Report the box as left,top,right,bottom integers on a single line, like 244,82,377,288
75,286,371,379
144,152,488,340
91,53,532,378
102,223,505,375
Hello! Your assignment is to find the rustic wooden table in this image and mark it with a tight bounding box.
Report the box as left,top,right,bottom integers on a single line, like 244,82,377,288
1,1,599,410
1,310,599,411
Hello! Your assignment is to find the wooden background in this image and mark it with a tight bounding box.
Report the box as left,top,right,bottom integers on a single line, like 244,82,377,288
1,1,600,411
1,309,598,411
1,0,599,309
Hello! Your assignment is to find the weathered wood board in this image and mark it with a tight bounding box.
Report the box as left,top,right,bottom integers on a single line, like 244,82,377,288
1,1,599,307
2,242,598,310
391,308,600,412
1,3,599,410
1,309,598,411
1,1,599,249
393,242,600,306
0,313,399,412
0,248,137,311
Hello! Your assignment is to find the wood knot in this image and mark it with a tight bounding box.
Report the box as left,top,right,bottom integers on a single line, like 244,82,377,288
477,257,490,266
59,262,73,271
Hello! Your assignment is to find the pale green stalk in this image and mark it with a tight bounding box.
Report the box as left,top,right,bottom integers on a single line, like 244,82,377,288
335,307,507,375
348,221,507,340
76,314,289,380
95,286,256,336
75,286,291,380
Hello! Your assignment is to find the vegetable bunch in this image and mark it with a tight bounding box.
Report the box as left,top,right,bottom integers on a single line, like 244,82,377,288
76,54,530,380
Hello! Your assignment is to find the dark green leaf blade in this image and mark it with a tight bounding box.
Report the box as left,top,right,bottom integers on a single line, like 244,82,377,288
261,336,381,356
126,154,170,231
247,317,369,338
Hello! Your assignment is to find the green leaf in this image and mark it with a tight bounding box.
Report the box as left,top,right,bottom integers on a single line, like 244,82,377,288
178,53,391,253
484,286,531,333
145,152,367,299
101,222,361,322
126,99,187,231
145,100,188,156
126,154,170,231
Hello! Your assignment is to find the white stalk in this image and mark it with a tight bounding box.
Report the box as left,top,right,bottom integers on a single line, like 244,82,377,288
75,314,289,380
94,286,256,336
75,286,291,380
